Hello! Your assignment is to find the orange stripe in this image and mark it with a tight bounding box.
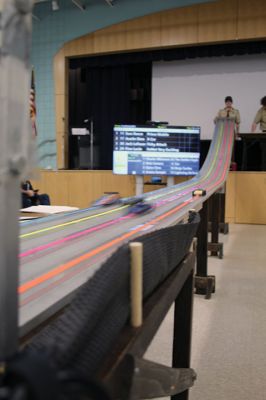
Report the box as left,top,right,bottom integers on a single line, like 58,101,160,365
19,200,191,294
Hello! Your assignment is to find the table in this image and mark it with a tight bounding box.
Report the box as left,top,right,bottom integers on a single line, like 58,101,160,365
238,133,266,171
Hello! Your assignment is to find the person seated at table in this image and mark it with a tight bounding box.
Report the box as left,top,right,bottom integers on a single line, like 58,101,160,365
21,180,50,208
251,96,266,133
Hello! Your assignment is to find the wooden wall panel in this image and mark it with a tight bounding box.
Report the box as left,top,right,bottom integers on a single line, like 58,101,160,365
237,0,266,40
125,13,161,50
31,171,69,206
54,0,266,170
198,0,237,43
161,7,198,46
143,184,164,193
67,172,95,207
54,53,68,169
64,35,94,57
93,24,127,54
31,171,135,209
55,94,65,133
56,130,65,169
225,172,236,223
174,176,190,185
54,50,66,95
30,171,266,224
143,176,189,193
235,172,266,224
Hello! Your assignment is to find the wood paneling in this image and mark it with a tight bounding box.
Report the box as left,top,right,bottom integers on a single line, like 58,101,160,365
174,176,190,185
31,171,69,206
31,170,135,209
64,34,94,57
55,94,65,133
54,50,67,95
54,53,68,168
235,172,266,224
56,131,65,170
125,13,162,50
198,0,237,43
54,0,266,169
225,172,236,223
161,7,198,46
237,0,266,40
93,23,127,54
30,171,266,224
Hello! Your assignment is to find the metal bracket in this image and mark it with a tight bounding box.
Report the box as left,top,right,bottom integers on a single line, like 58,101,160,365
107,354,196,399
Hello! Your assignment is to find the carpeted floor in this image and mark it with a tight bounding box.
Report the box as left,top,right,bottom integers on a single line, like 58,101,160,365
145,224,266,399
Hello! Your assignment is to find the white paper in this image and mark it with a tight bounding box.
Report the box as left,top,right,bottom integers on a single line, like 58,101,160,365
20,215,41,220
71,128,88,135
20,205,79,214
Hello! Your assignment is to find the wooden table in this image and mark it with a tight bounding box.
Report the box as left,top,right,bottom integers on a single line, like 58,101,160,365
238,133,266,171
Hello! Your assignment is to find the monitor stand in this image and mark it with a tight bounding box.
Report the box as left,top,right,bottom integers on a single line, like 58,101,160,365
136,175,174,196
136,175,144,196
167,176,174,187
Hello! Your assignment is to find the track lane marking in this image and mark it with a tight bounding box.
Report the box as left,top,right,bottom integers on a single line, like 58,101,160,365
19,120,234,296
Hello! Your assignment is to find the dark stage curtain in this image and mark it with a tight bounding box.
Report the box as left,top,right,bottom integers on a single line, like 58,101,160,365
69,66,131,169
69,64,151,170
86,66,131,170
69,38,266,170
69,39,266,70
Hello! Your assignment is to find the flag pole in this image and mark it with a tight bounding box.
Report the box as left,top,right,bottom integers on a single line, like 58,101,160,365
30,67,38,137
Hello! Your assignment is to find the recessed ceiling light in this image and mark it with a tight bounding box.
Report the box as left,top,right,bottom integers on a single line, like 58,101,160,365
51,0,59,11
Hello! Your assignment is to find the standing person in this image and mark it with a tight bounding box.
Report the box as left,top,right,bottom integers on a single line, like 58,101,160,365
251,96,266,170
214,96,241,134
251,96,266,133
214,96,240,170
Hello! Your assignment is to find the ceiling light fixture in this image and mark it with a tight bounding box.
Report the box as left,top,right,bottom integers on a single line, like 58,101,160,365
32,13,41,21
72,0,86,11
105,0,114,6
51,0,59,11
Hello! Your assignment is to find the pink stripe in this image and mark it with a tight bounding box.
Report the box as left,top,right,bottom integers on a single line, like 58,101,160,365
20,125,234,304
20,215,131,258
21,123,233,261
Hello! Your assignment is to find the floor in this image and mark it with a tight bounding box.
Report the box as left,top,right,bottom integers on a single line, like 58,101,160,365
145,224,266,400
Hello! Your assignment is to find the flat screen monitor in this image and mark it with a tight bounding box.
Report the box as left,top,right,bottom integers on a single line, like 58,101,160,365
113,124,200,176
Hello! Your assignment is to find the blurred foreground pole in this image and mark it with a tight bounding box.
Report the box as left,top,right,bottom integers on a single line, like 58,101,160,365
0,0,34,360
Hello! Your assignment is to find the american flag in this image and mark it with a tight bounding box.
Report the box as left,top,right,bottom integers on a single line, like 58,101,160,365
30,69,37,136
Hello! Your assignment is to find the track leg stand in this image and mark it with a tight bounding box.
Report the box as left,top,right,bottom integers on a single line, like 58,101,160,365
195,200,215,299
208,193,223,259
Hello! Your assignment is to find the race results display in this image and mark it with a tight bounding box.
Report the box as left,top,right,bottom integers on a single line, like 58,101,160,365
113,125,200,176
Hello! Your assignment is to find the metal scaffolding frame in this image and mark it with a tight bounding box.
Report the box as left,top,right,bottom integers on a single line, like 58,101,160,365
0,0,34,360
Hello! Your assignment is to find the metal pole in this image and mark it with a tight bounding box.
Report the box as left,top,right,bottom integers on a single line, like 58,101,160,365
0,0,34,360
136,175,144,195
167,176,174,187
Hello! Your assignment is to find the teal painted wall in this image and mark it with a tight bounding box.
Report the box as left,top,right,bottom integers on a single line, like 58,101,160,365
32,0,214,168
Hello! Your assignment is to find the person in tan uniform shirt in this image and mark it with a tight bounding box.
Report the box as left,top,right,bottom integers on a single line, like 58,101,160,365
251,96,266,132
251,96,266,170
214,96,241,134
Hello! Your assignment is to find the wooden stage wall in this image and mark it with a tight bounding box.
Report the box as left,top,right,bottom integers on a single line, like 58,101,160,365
31,171,266,225
54,0,266,169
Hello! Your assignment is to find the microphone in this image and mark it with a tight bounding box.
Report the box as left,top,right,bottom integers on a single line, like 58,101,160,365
84,117,93,124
